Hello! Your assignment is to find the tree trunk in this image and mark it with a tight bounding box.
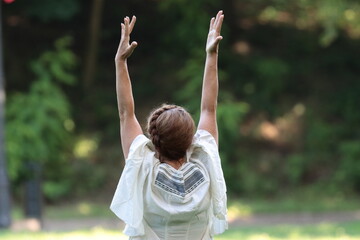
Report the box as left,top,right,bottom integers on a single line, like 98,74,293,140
0,1,12,229
82,0,105,89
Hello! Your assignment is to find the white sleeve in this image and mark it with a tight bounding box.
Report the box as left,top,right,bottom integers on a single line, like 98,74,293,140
110,134,151,237
192,129,228,235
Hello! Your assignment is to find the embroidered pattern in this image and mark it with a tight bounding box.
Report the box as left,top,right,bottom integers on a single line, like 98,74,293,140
155,163,205,197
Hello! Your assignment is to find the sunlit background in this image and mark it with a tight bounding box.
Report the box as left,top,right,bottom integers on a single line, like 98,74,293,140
0,0,360,239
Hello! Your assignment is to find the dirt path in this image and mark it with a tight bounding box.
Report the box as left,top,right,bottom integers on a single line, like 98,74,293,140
11,210,360,231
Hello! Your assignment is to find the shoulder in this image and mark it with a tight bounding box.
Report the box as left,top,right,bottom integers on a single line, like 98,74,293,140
193,129,218,148
192,129,219,151
125,134,156,170
127,134,153,159
188,130,222,172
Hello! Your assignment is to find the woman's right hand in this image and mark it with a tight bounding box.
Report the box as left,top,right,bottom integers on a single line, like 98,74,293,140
115,16,137,62
206,11,224,54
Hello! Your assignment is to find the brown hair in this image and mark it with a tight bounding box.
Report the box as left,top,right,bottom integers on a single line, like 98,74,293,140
147,104,195,163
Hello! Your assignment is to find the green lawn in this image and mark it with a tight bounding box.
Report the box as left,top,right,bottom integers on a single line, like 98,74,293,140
12,202,114,220
5,194,360,239
218,221,360,240
227,195,360,219
10,193,360,221
1,221,360,240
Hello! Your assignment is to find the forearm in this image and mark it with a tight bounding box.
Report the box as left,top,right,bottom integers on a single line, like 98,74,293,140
201,52,219,112
116,59,135,119
114,15,143,158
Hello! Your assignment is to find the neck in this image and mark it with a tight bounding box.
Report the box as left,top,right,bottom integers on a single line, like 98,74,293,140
162,157,186,170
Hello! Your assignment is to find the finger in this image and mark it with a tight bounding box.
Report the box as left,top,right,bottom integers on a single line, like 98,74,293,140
214,10,223,28
129,15,136,34
214,11,223,28
121,23,125,38
209,17,215,30
124,16,129,36
216,14,224,33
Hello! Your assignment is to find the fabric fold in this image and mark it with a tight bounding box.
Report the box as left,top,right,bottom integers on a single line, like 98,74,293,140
191,130,228,235
110,134,151,237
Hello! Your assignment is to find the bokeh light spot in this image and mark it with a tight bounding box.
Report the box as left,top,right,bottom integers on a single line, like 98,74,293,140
4,0,15,4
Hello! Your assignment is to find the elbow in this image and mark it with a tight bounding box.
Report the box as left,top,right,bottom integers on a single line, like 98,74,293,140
118,106,135,121
201,108,217,116
119,110,127,121
201,103,217,113
119,112,133,123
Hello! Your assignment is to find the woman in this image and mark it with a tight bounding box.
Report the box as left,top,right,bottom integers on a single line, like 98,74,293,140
110,11,227,240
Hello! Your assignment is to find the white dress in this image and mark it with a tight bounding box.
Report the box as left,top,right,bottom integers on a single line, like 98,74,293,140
110,130,228,240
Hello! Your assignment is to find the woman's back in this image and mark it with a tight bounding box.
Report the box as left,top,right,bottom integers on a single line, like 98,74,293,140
144,161,211,239
110,130,227,240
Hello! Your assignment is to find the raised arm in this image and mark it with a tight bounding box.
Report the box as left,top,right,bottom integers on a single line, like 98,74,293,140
198,11,224,144
115,16,143,159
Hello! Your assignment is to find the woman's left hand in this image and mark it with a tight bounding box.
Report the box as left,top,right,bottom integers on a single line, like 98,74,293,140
115,16,137,61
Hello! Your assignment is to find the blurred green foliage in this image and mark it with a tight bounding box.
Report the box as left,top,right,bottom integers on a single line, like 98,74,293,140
15,0,80,22
336,140,360,192
3,0,360,200
5,37,76,200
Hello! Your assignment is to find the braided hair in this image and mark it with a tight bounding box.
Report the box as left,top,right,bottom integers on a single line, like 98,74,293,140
147,104,195,163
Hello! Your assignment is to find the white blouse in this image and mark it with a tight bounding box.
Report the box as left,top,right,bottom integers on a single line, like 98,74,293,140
110,130,228,240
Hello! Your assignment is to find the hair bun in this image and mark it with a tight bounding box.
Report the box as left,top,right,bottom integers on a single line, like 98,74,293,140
147,104,194,163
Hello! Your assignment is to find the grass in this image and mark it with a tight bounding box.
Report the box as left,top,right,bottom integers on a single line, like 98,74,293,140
6,193,359,239
44,202,113,219
1,221,360,240
10,194,360,221
12,202,114,220
227,194,360,220
217,221,360,240
0,228,127,240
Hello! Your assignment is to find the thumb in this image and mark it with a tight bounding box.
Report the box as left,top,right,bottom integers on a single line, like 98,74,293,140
130,41,138,50
125,41,138,58
214,36,223,45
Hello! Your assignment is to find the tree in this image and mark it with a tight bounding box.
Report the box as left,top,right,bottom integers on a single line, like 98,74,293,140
0,1,11,229
6,37,76,224
82,0,105,89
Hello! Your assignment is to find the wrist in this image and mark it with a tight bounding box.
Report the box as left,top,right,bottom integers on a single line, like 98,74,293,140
115,57,127,65
206,51,218,57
